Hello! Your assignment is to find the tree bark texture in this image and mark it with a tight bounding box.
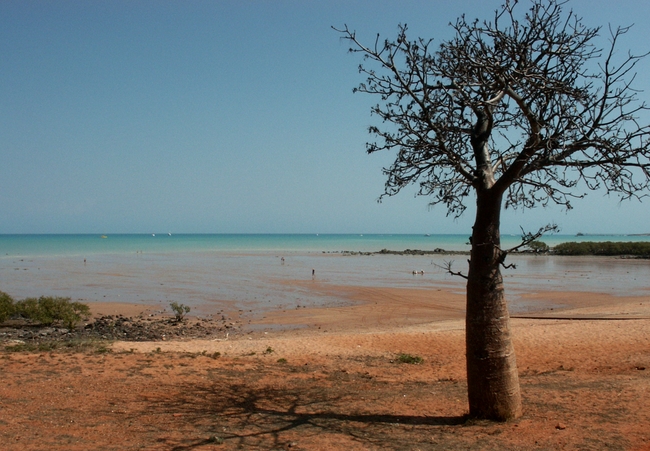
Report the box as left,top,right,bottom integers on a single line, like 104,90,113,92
466,191,522,420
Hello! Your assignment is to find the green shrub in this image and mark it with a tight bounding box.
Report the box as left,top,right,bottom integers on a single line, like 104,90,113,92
14,296,90,329
14,297,41,321
65,301,91,329
552,241,650,256
527,240,549,253
397,353,424,364
0,291,15,323
170,301,190,322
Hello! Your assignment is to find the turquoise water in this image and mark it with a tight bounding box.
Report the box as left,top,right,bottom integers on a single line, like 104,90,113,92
1,233,472,257
2,233,649,257
1,234,648,317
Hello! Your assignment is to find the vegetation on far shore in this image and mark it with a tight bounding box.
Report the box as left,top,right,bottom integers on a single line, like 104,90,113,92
550,241,650,256
360,240,650,257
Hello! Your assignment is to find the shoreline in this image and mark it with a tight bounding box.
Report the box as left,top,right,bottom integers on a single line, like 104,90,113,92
94,283,650,339
3,252,648,308
107,297,650,364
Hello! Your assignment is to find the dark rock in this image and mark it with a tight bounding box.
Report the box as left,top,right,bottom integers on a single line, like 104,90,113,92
2,313,242,345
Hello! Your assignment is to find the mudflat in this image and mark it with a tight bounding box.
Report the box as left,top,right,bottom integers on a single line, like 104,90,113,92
1,283,649,450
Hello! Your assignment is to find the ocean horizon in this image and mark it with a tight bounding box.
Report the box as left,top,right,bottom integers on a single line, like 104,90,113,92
2,233,649,258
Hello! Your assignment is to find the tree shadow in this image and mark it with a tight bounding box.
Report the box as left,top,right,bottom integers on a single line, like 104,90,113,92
143,378,468,450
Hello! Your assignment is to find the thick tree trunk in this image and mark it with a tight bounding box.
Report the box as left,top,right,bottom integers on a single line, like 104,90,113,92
465,190,522,420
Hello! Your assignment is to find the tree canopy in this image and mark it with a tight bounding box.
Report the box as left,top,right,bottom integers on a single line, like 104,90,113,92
338,0,650,218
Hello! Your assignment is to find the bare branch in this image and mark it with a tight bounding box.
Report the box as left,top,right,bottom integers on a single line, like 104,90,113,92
505,224,560,254
436,260,469,279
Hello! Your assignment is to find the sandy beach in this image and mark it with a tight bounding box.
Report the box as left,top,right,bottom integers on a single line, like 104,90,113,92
2,273,650,450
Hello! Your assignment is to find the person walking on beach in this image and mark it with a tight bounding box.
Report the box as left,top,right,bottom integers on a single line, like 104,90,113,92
312,268,315,278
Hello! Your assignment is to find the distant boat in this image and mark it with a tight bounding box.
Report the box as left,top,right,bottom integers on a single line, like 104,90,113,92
168,232,172,236
100,235,108,239
152,233,155,237
425,234,431,237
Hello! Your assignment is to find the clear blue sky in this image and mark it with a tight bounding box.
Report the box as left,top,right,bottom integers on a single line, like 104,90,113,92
2,0,649,235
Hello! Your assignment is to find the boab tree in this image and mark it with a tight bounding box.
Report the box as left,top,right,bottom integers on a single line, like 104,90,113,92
337,0,650,420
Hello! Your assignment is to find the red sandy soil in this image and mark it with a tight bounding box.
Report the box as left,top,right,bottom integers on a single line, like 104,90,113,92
1,285,649,450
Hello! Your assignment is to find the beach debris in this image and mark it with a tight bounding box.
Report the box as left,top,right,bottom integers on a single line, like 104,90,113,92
212,332,229,342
